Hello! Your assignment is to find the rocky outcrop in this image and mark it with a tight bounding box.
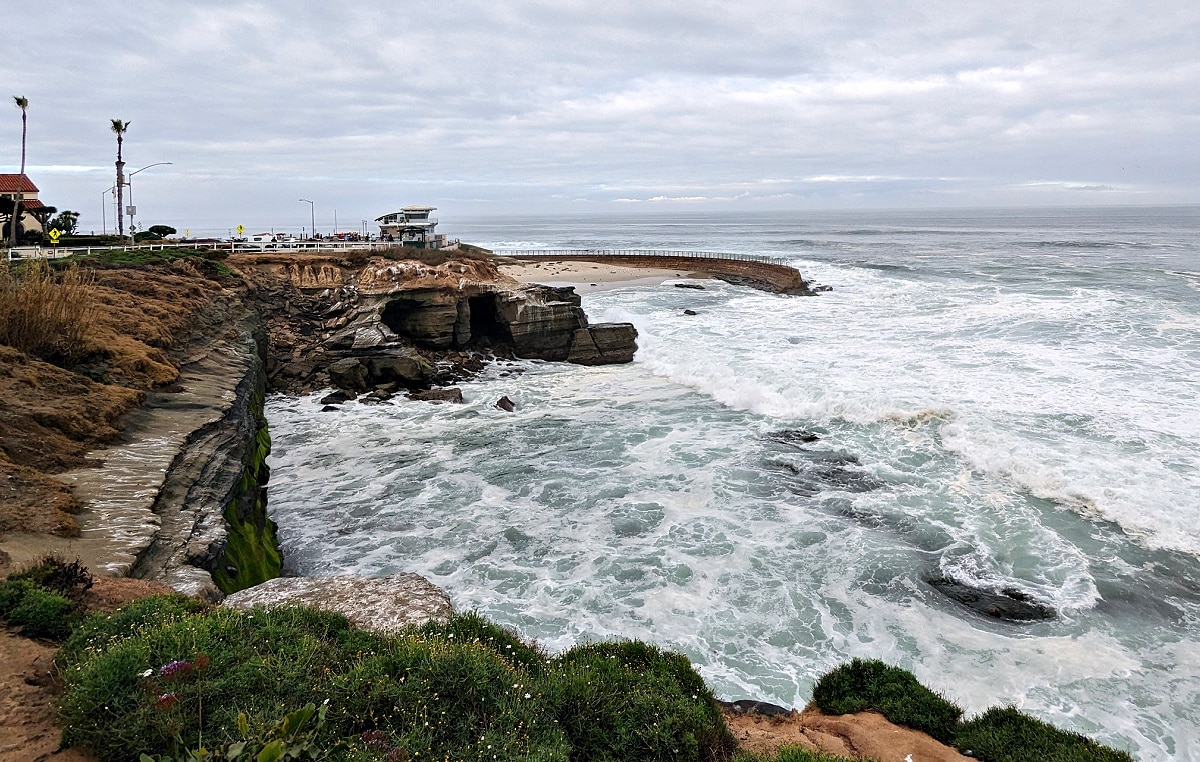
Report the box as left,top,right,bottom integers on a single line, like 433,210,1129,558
568,324,639,365
221,574,454,633
232,253,638,396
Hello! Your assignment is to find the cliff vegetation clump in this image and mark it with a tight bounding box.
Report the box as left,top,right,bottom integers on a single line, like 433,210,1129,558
813,659,1133,762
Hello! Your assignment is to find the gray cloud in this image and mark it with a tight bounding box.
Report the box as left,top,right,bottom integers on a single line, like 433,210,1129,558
4,1,1197,233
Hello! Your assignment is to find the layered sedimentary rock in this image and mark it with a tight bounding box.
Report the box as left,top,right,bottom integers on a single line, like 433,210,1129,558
232,252,638,395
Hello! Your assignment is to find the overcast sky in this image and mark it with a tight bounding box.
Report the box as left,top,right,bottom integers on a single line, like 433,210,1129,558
4,1,1198,235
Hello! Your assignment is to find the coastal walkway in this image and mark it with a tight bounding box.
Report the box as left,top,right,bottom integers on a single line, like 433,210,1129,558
492,248,809,294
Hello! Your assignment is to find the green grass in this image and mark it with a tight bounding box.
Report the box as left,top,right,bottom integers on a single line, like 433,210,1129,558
0,578,79,639
65,247,238,279
51,594,1136,762
57,600,735,762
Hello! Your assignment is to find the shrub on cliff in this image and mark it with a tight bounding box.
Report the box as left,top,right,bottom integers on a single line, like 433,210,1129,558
813,660,1133,762
812,658,962,744
955,707,1133,762
543,640,736,762
0,555,95,639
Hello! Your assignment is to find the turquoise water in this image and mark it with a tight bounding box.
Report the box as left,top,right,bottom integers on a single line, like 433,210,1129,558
266,207,1200,759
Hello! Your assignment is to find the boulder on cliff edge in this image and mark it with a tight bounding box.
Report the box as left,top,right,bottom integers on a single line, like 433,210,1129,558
221,573,454,633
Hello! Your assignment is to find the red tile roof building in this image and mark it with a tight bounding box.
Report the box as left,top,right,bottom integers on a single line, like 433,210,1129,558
0,174,39,194
1,173,56,242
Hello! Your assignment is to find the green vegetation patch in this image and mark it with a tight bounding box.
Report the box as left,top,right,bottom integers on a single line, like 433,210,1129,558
212,388,281,595
812,658,963,745
67,247,237,279
0,555,94,639
955,707,1133,762
57,603,733,762
543,640,736,762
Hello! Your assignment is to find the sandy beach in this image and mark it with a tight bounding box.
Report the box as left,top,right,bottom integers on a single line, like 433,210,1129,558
497,258,707,294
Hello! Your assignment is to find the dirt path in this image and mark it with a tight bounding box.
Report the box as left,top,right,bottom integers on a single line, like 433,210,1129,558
0,576,173,762
724,705,971,761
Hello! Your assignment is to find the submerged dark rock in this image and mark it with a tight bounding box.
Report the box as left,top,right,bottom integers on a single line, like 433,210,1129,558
674,282,707,290
767,429,821,445
496,395,516,412
926,574,1057,622
771,449,883,494
683,309,699,316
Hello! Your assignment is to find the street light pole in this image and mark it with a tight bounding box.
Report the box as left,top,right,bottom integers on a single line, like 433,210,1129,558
125,162,173,242
101,187,114,236
299,199,315,240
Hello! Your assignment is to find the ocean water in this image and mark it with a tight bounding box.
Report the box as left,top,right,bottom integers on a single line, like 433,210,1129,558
265,207,1200,759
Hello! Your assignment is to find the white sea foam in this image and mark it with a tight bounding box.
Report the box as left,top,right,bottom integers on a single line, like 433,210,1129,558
267,208,1200,760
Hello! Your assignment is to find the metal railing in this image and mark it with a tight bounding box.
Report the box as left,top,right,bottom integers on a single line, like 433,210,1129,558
492,248,789,266
5,239,464,261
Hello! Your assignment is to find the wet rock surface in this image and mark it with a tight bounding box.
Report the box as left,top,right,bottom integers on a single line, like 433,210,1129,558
407,387,465,404
770,450,883,496
925,574,1057,622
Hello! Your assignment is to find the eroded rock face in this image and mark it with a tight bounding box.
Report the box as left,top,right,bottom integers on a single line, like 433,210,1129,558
235,253,638,396
222,574,454,633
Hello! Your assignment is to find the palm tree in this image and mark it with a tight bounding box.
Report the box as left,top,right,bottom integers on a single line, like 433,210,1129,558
9,96,28,246
111,119,130,239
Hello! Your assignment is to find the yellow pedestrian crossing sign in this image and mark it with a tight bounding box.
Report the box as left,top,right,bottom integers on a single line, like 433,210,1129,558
236,225,245,236
48,228,61,244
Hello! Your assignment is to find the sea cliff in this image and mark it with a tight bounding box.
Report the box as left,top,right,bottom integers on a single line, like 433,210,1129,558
0,247,639,596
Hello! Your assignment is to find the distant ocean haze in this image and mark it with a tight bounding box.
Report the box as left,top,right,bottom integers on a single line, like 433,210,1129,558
267,206,1200,760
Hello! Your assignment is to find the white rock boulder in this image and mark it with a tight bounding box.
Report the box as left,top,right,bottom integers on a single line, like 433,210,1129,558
222,574,454,633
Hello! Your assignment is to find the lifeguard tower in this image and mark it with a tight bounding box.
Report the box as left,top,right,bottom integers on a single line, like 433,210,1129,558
375,205,448,249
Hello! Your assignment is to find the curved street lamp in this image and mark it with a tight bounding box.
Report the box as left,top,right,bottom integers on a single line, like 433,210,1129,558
125,162,173,241
299,198,315,240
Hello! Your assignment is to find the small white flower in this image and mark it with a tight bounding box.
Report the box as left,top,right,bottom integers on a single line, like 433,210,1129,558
524,693,531,699
139,669,154,678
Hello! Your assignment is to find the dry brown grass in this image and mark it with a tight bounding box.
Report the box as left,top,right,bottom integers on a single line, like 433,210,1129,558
0,259,97,364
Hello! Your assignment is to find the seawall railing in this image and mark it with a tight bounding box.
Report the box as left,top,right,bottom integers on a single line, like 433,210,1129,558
493,248,788,266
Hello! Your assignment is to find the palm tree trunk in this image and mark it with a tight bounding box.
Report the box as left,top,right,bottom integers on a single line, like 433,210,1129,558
115,135,125,238
9,107,23,246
